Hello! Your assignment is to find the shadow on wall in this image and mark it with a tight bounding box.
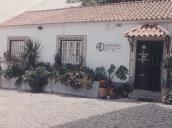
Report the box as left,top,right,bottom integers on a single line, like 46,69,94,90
50,104,172,128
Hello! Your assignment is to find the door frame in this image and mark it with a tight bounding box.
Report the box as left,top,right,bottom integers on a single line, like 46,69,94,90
128,37,166,92
134,40,163,91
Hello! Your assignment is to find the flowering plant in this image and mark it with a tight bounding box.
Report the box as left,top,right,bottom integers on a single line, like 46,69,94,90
61,70,93,89
4,63,24,79
162,90,172,104
22,66,50,92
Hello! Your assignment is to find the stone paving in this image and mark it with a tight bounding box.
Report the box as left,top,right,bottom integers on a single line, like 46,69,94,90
0,90,172,128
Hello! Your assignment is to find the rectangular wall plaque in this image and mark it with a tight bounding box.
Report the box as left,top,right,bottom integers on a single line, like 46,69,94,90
103,43,121,53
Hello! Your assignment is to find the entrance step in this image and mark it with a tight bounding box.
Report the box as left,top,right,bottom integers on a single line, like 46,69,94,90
129,89,161,102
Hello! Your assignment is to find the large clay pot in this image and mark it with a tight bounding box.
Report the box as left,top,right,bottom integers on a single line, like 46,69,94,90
99,87,108,98
109,88,117,98
99,80,106,87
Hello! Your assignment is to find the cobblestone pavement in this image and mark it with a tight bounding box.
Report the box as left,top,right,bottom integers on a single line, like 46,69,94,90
0,90,172,128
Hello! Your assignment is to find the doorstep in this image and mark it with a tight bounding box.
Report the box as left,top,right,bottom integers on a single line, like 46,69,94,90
129,89,161,102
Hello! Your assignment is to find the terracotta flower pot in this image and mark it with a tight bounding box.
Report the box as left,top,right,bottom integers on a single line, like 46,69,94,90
99,87,108,98
109,88,117,98
99,80,106,87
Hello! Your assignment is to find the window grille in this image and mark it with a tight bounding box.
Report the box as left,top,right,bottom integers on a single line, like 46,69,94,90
57,35,86,65
61,40,83,64
8,37,27,59
10,40,25,59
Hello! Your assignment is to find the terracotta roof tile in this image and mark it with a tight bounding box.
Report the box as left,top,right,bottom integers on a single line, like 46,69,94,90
1,0,172,27
124,24,170,37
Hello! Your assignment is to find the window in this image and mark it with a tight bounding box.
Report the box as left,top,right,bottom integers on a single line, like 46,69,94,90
57,35,87,65
8,37,27,59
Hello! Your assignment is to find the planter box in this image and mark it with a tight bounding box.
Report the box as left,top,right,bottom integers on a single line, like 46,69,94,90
0,76,31,91
1,76,18,89
0,76,99,98
43,80,99,98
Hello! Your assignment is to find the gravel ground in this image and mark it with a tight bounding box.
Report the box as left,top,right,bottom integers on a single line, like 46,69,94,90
0,90,172,128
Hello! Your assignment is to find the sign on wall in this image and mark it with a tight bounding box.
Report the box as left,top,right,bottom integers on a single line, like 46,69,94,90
96,42,121,53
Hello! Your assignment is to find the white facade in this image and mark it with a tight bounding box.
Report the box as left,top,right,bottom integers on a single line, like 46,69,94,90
0,21,171,82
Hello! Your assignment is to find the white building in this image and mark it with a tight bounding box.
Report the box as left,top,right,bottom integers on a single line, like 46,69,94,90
0,0,171,93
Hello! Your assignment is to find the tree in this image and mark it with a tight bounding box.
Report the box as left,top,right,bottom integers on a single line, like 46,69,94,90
81,0,140,6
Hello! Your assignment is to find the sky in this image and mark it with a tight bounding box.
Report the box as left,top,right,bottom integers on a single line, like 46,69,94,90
30,0,81,11
0,0,43,22
0,0,81,22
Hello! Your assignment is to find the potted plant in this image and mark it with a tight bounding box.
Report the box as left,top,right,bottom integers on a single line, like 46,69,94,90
107,65,129,98
161,90,172,104
95,65,128,99
95,67,108,98
22,66,49,92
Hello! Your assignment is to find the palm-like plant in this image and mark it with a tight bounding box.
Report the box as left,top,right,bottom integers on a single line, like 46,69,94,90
95,64,128,84
22,39,41,68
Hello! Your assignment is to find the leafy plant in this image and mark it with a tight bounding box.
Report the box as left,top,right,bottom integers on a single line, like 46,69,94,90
0,65,2,75
162,90,172,104
54,53,62,67
116,65,129,80
95,64,129,84
3,51,19,63
61,71,81,89
165,93,172,105
61,70,93,89
82,66,95,80
21,39,41,68
165,56,172,69
22,66,50,92
94,66,107,81
57,64,81,75
3,63,24,79
56,65,93,89
36,62,52,72
81,0,135,6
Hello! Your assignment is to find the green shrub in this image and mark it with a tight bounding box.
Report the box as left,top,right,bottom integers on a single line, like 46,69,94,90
81,66,95,80
54,53,62,67
22,66,50,92
57,64,80,75
165,56,172,69
4,63,24,79
21,39,41,68
94,66,107,81
0,65,2,75
36,62,52,71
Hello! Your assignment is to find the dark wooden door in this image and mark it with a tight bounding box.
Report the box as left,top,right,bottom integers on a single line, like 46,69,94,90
135,41,163,91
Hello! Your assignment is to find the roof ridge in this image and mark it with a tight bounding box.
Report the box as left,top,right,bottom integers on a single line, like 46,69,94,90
25,0,170,13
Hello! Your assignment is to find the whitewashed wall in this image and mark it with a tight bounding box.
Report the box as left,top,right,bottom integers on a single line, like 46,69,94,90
0,21,171,82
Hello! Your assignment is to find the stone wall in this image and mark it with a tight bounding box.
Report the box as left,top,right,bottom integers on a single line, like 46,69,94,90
0,76,99,98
